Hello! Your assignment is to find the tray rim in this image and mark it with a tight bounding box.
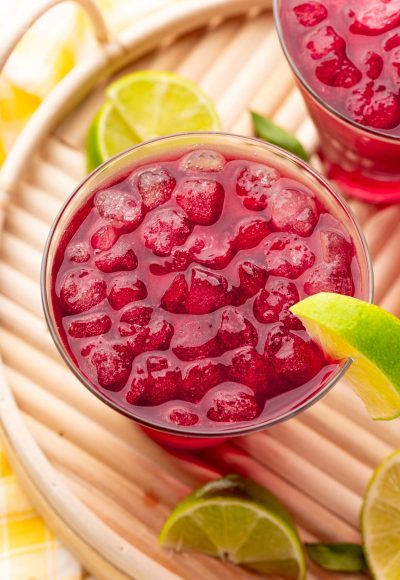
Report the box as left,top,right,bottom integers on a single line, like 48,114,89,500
0,1,273,578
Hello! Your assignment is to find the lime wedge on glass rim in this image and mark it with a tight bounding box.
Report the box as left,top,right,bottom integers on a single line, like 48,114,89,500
86,70,221,170
362,449,400,579
159,475,306,579
291,293,400,420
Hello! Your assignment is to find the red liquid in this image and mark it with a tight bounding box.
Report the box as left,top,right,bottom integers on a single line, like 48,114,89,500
51,149,362,437
279,1,400,203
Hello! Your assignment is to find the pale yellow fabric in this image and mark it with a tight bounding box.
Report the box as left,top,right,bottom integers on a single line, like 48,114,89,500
0,446,81,579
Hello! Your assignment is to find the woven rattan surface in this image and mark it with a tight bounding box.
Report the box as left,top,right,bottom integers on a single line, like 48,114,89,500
0,2,399,578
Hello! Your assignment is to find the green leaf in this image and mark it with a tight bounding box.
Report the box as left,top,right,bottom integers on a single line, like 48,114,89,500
251,111,309,161
305,543,368,573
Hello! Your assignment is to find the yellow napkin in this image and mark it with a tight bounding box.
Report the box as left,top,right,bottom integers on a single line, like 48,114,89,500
0,447,82,579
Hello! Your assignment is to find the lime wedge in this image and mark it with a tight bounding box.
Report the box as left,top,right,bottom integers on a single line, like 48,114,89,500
86,71,221,170
291,293,400,420
362,450,400,579
159,475,306,579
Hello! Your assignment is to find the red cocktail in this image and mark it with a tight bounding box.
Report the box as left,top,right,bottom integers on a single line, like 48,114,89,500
275,0,400,203
42,133,372,447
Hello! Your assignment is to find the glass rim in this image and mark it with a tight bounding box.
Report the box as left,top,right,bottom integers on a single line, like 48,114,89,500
273,0,400,144
41,131,374,438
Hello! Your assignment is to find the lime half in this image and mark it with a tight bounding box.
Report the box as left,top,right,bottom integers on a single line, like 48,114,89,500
362,450,400,579
86,71,221,170
291,293,400,420
159,475,306,579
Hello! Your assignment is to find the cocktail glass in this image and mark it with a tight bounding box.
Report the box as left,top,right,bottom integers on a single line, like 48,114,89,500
274,0,400,204
41,132,373,449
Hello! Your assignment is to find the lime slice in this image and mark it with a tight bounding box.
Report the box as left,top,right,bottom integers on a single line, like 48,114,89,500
106,71,221,141
86,71,221,170
86,101,140,171
362,449,400,579
159,475,306,579
291,293,400,420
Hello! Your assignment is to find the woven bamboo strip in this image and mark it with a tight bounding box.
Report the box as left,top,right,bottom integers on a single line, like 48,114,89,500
51,2,271,151
28,158,79,200
8,369,197,498
0,329,126,417
26,417,174,528
62,483,235,580
203,444,361,543
25,420,232,579
177,18,242,80
298,402,393,467
381,274,400,316
40,137,87,181
372,224,400,303
0,263,42,315
54,23,227,148
5,321,374,547
217,25,282,129
1,233,42,281
273,90,308,134
6,204,49,249
17,181,63,223
0,297,57,358
362,205,400,259
231,60,295,135
152,29,209,72
235,435,361,527
326,384,400,447
201,15,271,100
347,200,376,227
26,418,256,579
11,354,362,552
266,421,371,495
0,46,107,185
56,80,114,151
295,118,319,156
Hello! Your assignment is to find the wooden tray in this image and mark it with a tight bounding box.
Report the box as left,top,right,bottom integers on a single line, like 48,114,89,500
0,0,399,578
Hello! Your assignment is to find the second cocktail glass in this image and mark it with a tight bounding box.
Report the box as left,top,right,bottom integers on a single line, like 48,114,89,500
274,0,400,204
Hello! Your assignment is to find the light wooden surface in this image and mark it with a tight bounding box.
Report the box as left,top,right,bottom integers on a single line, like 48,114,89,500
0,1,399,578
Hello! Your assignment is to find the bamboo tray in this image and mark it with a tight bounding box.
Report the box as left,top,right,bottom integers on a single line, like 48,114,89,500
0,0,399,578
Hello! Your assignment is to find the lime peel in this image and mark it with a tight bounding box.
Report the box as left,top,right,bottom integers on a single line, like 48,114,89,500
291,293,400,420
